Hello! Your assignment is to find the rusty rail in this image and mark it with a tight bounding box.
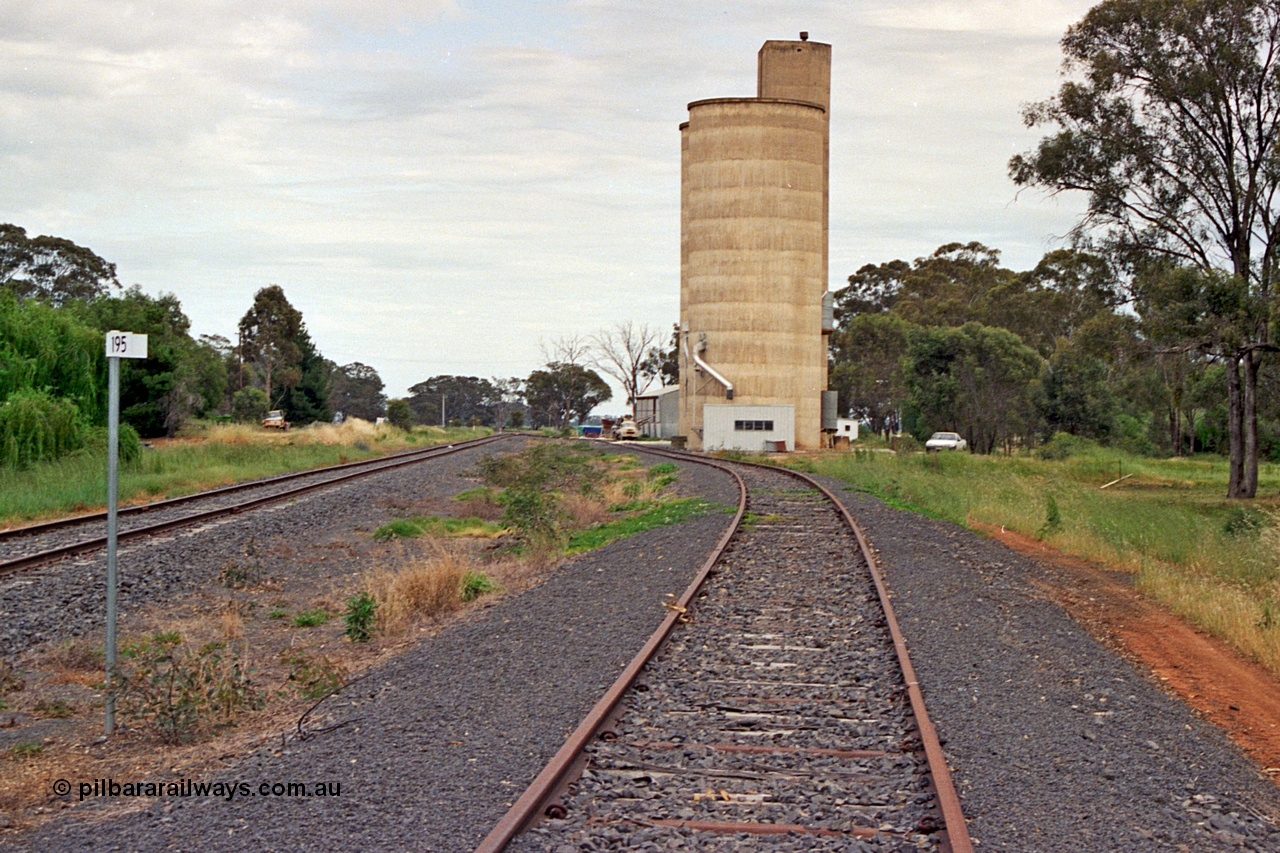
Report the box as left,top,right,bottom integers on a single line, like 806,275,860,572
474,443,972,853
0,433,512,577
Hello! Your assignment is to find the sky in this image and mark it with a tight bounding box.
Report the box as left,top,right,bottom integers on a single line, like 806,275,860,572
1,1,1097,402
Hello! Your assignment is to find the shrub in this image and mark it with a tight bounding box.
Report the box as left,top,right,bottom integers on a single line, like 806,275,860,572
460,570,500,602
1039,431,1099,460
0,389,86,469
891,434,921,454
279,650,346,699
386,398,413,430
231,387,269,424
116,633,262,743
343,592,378,642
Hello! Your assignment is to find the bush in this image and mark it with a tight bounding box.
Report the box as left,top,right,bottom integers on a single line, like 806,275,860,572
343,592,378,641
891,434,921,454
231,387,269,424
0,389,86,469
1038,431,1099,460
386,398,413,430
460,570,499,602
116,633,262,743
279,650,346,699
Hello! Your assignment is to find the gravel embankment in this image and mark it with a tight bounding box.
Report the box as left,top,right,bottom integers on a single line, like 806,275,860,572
0,437,527,658
818,480,1280,853
7,448,741,852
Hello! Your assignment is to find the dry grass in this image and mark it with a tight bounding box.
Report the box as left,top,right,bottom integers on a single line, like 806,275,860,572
363,544,476,635
561,492,612,528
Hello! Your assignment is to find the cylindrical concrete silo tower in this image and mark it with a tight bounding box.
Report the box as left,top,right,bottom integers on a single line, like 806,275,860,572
678,36,831,452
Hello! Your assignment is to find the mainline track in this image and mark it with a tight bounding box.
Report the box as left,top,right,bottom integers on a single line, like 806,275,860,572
0,433,512,577
477,446,972,852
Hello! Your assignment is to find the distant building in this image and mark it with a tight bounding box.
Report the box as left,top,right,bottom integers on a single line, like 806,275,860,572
635,385,679,438
677,35,834,452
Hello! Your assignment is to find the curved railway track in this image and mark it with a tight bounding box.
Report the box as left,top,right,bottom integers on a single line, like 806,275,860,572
0,432,512,577
478,446,972,852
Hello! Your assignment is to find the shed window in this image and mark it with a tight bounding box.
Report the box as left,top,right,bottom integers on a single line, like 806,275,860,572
733,420,774,431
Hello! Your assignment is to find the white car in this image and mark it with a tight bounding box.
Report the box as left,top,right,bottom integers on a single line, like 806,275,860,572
925,431,967,452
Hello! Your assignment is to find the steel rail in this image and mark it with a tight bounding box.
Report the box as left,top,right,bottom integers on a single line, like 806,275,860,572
472,451,748,853
474,443,972,853
0,434,506,541
0,433,512,577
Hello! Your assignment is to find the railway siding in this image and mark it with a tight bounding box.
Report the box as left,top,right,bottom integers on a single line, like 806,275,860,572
508,463,949,852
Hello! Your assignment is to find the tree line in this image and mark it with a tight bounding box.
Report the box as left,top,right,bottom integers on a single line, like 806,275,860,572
832,0,1280,498
0,225,677,469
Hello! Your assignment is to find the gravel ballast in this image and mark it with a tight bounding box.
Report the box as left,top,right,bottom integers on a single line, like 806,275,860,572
0,437,526,658
819,482,1280,852
6,447,741,852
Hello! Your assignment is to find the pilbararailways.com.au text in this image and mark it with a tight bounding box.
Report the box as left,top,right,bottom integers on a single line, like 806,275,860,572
53,778,341,802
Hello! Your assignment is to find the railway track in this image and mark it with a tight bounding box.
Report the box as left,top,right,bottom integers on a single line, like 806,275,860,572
0,432,512,577
479,447,972,852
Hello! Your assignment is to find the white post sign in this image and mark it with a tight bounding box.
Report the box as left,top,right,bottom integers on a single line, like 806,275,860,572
104,331,146,736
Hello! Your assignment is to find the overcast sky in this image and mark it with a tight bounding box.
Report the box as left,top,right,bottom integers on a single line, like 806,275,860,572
1,1,1096,402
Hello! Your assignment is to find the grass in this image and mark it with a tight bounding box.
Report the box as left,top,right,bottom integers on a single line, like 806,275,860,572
372,516,505,540
566,498,721,553
769,444,1280,679
291,608,330,628
0,420,490,528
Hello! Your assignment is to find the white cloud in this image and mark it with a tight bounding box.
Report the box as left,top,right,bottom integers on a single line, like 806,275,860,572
0,1,1097,400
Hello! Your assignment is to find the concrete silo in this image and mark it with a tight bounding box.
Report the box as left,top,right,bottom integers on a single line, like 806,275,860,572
678,35,833,452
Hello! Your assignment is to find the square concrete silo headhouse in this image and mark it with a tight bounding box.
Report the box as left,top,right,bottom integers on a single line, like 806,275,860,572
678,35,834,453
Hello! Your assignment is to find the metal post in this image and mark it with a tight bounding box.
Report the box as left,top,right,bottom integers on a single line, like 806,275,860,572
105,356,119,736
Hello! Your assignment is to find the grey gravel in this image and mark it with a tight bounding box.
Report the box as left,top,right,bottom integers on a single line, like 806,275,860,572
817,481,1280,853
0,436,524,658
5,444,740,852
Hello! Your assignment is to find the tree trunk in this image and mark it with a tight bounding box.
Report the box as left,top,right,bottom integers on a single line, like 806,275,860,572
1227,357,1245,498
1244,350,1260,498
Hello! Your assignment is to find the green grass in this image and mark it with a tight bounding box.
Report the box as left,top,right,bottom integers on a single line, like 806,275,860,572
774,445,1280,678
0,424,490,527
371,515,505,540
292,608,330,628
566,498,723,554
460,570,500,602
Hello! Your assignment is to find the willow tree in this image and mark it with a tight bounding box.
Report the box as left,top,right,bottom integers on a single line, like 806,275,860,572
1011,0,1280,497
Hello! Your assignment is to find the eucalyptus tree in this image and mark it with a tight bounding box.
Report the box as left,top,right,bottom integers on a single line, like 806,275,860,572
1011,0,1280,496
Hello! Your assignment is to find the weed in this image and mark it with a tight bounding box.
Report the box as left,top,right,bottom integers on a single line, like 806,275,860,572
372,516,504,540
460,570,500,602
1038,495,1062,539
116,633,262,743
651,474,678,490
32,699,73,719
372,518,425,540
10,741,43,760
566,499,719,553
1222,506,1264,537
646,462,678,477
269,607,288,620
279,650,346,700
1260,600,1277,631
219,563,255,588
0,660,24,694
343,592,378,642
292,609,330,628
453,486,498,503
363,546,474,634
